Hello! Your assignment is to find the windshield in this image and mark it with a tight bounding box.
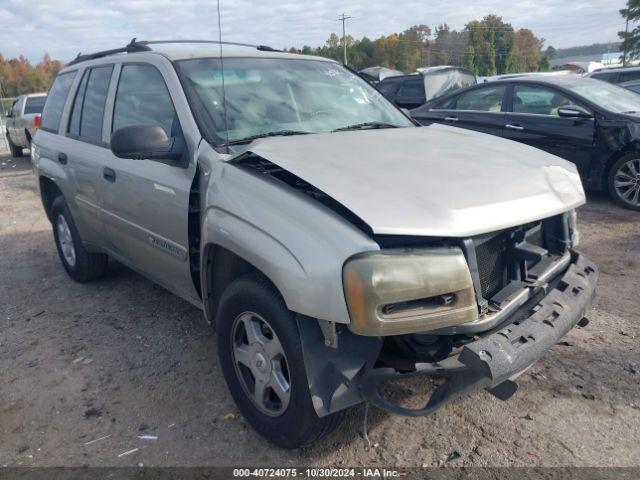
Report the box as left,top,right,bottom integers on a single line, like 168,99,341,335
567,81,640,113
176,57,412,144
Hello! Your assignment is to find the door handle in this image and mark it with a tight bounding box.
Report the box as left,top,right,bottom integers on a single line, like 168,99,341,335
103,167,116,183
58,152,68,164
505,124,524,131
444,116,459,122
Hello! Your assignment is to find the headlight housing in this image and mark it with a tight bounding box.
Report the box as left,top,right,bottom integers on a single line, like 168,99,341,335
343,247,478,336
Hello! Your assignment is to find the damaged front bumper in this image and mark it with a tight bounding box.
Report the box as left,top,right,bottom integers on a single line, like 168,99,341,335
358,252,598,416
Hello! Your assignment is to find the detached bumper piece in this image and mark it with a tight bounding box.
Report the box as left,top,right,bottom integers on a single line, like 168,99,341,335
359,253,597,416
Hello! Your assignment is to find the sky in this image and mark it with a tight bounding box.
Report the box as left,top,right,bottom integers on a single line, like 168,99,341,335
0,0,628,63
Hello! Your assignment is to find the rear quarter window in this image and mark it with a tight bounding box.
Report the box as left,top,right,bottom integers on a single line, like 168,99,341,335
41,72,77,133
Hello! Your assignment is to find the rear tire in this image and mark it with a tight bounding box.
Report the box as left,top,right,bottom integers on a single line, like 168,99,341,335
608,154,640,211
216,272,343,448
51,196,108,282
7,134,23,158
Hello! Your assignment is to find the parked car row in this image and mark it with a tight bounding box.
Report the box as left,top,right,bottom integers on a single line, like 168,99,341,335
3,93,47,157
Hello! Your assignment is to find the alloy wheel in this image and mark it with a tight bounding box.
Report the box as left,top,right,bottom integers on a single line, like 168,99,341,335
613,158,640,207
56,214,76,268
231,311,291,417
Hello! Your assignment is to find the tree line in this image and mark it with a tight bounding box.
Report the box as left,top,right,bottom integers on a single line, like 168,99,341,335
0,54,63,98
287,14,557,75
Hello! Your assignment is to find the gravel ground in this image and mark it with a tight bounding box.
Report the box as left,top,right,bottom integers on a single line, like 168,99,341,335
1,146,639,468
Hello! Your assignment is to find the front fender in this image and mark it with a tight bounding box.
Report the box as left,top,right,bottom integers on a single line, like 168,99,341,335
199,156,379,325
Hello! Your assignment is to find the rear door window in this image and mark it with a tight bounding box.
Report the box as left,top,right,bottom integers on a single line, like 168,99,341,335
24,96,46,114
112,64,177,136
41,71,77,133
80,66,113,142
68,70,89,137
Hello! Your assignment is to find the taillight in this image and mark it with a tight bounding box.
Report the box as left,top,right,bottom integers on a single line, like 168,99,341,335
34,115,41,129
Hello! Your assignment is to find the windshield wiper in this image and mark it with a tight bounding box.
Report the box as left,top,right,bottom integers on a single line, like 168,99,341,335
332,121,400,132
226,130,310,146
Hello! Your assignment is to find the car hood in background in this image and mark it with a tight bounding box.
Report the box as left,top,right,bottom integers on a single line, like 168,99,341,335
230,125,585,237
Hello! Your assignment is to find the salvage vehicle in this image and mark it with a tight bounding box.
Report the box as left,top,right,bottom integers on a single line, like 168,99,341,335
412,76,640,210
32,40,597,448
4,93,46,157
378,66,476,109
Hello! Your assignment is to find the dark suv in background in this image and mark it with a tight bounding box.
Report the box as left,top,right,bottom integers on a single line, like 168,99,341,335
378,66,476,109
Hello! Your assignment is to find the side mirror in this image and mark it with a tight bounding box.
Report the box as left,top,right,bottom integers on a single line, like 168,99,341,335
558,105,593,119
111,124,182,161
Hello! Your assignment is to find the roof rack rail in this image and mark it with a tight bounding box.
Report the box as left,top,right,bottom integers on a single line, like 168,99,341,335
68,38,151,66
134,39,279,51
68,39,280,65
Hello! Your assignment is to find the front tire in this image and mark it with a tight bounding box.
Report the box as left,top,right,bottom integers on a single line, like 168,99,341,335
608,154,640,211
216,273,343,448
7,133,23,158
51,196,108,282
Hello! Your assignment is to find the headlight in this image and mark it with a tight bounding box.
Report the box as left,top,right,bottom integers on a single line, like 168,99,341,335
568,209,579,247
342,247,478,336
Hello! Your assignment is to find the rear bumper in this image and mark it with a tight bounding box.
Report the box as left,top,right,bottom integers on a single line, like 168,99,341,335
359,252,597,416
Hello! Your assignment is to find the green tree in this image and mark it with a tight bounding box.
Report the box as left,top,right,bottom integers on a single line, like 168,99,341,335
620,0,640,60
464,15,515,75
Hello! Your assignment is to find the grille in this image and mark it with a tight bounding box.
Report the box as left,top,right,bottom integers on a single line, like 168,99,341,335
475,232,510,299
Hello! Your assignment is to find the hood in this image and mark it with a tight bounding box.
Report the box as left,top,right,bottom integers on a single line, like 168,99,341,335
230,125,585,237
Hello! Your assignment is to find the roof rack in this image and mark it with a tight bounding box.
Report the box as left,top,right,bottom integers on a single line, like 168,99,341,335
68,38,279,65
68,38,151,65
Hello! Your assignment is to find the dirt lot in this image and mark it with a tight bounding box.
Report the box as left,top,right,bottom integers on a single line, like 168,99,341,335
1,145,639,468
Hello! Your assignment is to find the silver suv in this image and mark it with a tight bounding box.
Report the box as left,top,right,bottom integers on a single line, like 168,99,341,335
4,92,47,156
32,40,598,448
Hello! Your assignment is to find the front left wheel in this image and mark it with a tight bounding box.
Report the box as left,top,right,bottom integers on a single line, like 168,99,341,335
216,272,344,448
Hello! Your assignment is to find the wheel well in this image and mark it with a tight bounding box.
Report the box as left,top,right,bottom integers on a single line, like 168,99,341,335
203,245,274,325
39,176,62,222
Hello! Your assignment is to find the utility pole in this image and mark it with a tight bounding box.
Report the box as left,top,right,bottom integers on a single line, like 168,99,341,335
338,13,353,65
623,18,629,67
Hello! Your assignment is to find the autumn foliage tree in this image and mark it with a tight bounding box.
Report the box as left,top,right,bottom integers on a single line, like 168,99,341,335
0,53,63,97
